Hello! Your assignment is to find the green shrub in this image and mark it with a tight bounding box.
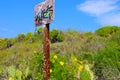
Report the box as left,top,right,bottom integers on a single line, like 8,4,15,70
50,29,59,43
7,65,31,80
83,53,94,63
57,33,65,42
30,52,44,79
0,38,7,49
111,31,120,45
26,32,33,40
0,38,14,49
66,30,79,35
96,26,120,37
0,67,3,74
50,54,77,80
25,32,36,43
81,64,95,80
50,29,64,43
85,32,93,36
33,28,43,42
6,39,14,48
8,66,16,78
37,27,43,34
17,34,26,42
94,46,120,80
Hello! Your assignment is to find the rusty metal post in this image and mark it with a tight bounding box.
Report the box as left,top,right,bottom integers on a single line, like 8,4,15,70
43,23,50,80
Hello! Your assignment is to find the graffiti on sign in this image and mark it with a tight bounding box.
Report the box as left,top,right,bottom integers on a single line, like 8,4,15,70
34,0,54,26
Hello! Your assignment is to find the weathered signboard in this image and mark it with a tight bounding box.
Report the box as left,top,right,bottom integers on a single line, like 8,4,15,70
34,0,54,26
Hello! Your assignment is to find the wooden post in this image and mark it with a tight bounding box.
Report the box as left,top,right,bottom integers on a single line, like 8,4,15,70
43,23,50,80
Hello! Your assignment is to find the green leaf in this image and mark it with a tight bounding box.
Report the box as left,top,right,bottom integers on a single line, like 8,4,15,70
25,67,30,77
8,77,14,80
8,66,16,78
81,64,95,80
16,69,22,80
0,67,3,74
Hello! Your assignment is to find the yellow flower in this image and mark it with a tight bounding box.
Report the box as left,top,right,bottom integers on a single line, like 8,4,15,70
50,69,52,73
78,65,83,71
80,61,83,64
60,61,64,66
54,55,58,60
51,59,55,63
33,51,37,53
73,58,78,62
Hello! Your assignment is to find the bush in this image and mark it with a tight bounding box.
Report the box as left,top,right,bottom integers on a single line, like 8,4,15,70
30,52,44,79
57,33,65,42
7,65,31,80
50,29,64,43
0,38,7,50
26,32,33,40
85,32,93,36
111,31,120,45
25,32,36,43
37,27,43,34
50,54,95,80
96,26,120,37
0,38,14,50
94,45,120,80
17,34,26,42
6,39,14,48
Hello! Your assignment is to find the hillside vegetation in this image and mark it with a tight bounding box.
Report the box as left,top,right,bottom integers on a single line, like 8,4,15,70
0,26,120,80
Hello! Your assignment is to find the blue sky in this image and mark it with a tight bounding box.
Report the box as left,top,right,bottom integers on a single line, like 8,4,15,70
0,0,120,38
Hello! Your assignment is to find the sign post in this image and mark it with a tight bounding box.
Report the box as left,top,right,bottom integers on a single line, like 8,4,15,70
34,0,54,80
43,23,50,80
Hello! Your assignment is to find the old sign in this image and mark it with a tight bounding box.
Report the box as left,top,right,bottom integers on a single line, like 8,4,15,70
34,0,54,26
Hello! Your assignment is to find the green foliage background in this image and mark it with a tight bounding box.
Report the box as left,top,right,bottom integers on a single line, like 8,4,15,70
0,26,120,80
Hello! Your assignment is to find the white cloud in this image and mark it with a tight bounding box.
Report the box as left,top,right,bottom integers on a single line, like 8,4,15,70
99,13,120,26
77,0,118,16
77,0,120,26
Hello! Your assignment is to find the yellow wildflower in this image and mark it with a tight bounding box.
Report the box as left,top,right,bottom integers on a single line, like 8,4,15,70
50,69,52,73
78,65,83,71
60,61,64,66
80,61,83,64
33,51,37,53
54,55,58,60
51,59,55,63
73,58,78,62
